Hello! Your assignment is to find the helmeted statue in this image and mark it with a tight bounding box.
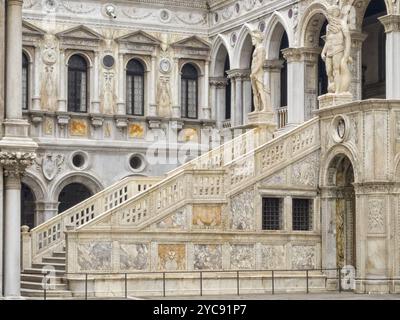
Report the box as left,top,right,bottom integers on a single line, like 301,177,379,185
321,4,352,95
250,30,272,113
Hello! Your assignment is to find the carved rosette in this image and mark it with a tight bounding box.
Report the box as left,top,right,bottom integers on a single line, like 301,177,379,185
0,151,36,178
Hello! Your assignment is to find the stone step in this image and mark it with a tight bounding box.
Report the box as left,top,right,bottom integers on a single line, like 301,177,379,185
52,251,66,258
42,256,66,264
23,267,65,276
21,288,73,298
21,281,68,291
21,273,65,284
32,262,66,271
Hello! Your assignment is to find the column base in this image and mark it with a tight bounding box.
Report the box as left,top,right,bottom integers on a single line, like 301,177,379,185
318,93,353,109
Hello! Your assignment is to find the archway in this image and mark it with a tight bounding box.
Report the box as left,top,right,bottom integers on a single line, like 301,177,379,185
21,183,35,229
327,154,356,269
362,0,387,99
58,183,93,213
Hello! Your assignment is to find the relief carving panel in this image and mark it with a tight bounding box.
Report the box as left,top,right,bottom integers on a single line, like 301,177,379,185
194,244,222,270
77,242,112,271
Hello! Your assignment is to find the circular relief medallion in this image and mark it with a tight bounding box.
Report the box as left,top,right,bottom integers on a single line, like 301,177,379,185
337,118,346,139
160,9,171,23
214,12,219,24
42,48,57,65
159,58,171,74
331,115,349,143
102,55,115,69
235,3,240,14
258,20,266,32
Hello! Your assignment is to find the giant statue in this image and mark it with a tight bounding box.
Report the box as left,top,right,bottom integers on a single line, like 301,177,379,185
250,30,272,113
321,4,352,95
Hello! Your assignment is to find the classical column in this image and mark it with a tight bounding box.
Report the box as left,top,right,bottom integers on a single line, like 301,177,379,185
149,55,157,116
172,57,181,118
91,51,100,114
350,32,367,101
202,61,210,120
57,49,67,112
0,152,36,298
264,59,284,112
32,48,41,111
379,15,400,99
282,47,320,125
209,77,227,127
116,53,125,115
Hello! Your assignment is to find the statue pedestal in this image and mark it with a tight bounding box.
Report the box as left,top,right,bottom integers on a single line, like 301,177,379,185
247,111,277,142
318,93,353,109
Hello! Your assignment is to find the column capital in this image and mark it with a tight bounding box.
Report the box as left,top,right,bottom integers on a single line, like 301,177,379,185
282,47,321,63
263,59,284,71
0,151,36,179
379,14,400,33
350,31,368,49
7,0,24,6
226,68,250,80
209,77,227,88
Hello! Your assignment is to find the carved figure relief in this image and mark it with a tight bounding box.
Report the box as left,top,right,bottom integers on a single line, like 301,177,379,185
192,206,221,229
194,244,222,270
230,245,255,269
368,199,385,234
230,188,255,230
158,244,186,271
70,119,88,136
261,245,286,270
291,246,316,270
156,210,186,230
291,152,319,187
119,243,149,271
157,77,172,118
77,242,112,271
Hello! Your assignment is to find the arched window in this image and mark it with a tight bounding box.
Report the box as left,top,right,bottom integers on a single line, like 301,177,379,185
181,64,198,119
126,59,145,116
224,56,231,120
68,55,88,113
22,52,29,110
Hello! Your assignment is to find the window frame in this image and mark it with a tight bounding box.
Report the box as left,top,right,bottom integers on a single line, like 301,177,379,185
67,54,89,113
262,197,283,231
22,52,29,111
126,59,145,116
181,64,199,119
292,198,313,231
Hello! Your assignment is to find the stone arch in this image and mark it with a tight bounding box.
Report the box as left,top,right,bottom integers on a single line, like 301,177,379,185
320,144,361,187
210,35,232,77
265,12,292,59
124,55,150,72
50,172,103,202
352,0,391,30
65,51,93,67
299,1,329,48
179,60,203,76
233,25,253,69
21,173,46,202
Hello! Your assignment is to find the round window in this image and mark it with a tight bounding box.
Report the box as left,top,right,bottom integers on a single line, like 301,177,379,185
103,55,115,69
72,153,85,168
129,155,145,171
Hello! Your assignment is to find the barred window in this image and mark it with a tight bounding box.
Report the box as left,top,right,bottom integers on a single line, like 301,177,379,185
68,55,88,113
181,64,198,119
292,199,313,231
22,52,29,110
126,59,145,116
262,198,283,230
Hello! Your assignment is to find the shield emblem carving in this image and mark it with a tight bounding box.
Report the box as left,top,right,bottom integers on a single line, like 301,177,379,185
42,154,64,181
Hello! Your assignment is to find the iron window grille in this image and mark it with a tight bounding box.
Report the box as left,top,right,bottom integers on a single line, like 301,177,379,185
292,198,313,231
262,197,283,230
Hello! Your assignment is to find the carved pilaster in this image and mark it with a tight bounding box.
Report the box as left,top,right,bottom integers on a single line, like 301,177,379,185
281,47,320,63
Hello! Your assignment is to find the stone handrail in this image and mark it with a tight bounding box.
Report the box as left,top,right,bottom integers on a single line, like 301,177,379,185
76,169,225,231
167,128,260,176
30,175,161,260
76,118,319,232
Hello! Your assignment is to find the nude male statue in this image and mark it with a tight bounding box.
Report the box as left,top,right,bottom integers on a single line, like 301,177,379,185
321,5,352,94
250,31,272,112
